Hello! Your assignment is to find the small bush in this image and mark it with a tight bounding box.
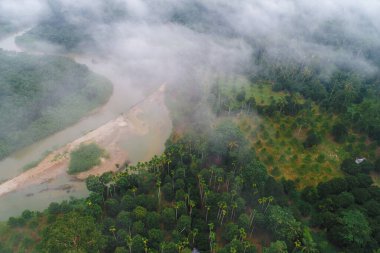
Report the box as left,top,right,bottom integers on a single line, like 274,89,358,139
68,143,106,174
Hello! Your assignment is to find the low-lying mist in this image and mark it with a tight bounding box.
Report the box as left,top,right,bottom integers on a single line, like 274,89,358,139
1,0,380,124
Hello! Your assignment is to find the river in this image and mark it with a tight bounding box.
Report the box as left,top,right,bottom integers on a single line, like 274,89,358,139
0,31,172,220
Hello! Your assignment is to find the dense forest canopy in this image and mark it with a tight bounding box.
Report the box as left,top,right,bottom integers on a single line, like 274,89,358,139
1,125,379,252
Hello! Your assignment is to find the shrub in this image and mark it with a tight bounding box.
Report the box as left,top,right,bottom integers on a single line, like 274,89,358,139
68,143,106,174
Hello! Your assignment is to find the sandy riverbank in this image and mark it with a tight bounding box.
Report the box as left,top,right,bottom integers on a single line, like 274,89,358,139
0,85,169,197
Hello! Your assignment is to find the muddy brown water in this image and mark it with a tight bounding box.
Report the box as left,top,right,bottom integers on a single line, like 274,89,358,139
0,31,172,220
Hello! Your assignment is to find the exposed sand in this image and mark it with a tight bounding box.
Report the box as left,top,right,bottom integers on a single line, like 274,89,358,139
0,85,169,197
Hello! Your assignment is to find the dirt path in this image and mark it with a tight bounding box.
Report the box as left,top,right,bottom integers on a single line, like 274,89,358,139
0,84,169,197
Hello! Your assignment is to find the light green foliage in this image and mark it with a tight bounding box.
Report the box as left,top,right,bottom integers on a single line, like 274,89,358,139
68,143,106,174
263,240,288,253
133,206,148,220
329,210,371,249
40,212,105,253
267,205,302,243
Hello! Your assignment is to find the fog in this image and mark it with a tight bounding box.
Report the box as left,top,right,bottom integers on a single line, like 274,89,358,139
0,0,379,222
1,0,380,112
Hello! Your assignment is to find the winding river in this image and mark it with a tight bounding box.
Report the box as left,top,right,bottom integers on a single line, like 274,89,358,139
0,31,172,220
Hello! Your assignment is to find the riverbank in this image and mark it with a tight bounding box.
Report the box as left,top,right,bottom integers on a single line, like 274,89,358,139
0,84,169,197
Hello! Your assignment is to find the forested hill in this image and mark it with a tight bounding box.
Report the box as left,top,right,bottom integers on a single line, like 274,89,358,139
0,51,112,160
15,0,127,52
1,120,380,253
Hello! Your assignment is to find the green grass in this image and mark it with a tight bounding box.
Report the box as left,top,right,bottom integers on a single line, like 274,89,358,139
237,102,345,188
68,143,107,174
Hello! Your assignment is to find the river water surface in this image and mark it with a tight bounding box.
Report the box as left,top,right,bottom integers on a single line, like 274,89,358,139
0,31,172,220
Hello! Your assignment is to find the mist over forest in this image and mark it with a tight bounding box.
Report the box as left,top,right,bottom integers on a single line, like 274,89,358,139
1,1,380,253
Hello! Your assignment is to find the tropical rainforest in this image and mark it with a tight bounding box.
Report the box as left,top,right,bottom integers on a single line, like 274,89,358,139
1,0,380,253
2,64,380,252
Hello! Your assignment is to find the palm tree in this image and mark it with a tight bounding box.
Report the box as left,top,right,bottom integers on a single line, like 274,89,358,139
249,209,257,236
230,202,238,220
177,239,189,253
243,241,251,253
217,201,225,221
258,197,267,210
239,228,247,242
126,234,133,253
197,174,206,204
170,170,175,190
217,176,224,192
209,167,215,186
189,200,196,217
228,140,239,151
190,228,198,246
131,186,137,197
264,196,274,213
208,223,216,253
174,201,182,220
184,193,190,206
220,208,227,225
142,237,149,253
109,226,116,240
203,189,211,207
156,177,161,206
205,205,211,222
251,183,258,195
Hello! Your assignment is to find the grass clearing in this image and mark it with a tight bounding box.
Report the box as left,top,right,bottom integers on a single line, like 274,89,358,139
214,77,377,188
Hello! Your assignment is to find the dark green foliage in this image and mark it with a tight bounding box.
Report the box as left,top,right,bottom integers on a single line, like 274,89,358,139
317,177,348,198
332,122,348,142
340,158,374,175
310,172,380,251
147,228,163,249
161,207,176,230
68,143,106,174
328,210,371,250
375,158,380,172
333,192,354,208
303,130,322,148
3,130,379,253
222,223,239,242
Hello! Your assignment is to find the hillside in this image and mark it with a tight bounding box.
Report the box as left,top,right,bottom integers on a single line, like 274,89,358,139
0,51,112,160
1,125,379,253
